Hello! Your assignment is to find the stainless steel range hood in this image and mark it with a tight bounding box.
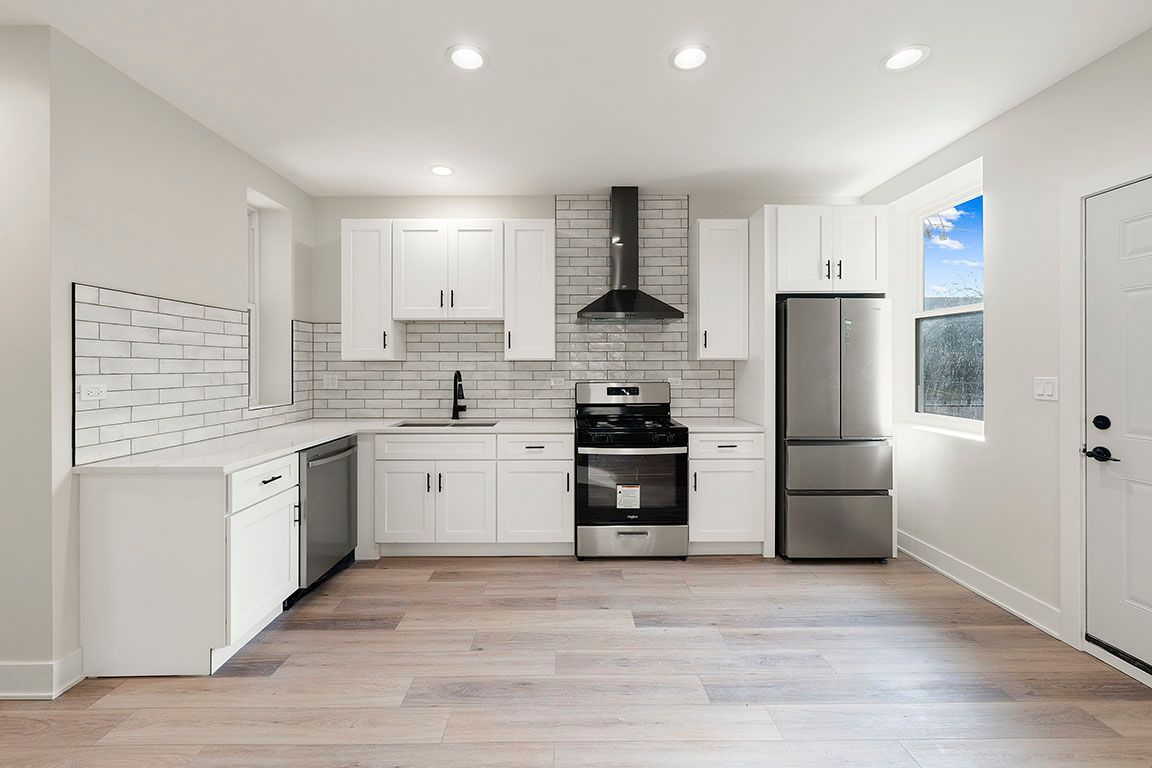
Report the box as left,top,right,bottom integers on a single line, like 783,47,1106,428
577,186,685,321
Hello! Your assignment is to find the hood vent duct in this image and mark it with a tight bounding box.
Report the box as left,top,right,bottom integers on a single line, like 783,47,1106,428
576,186,685,321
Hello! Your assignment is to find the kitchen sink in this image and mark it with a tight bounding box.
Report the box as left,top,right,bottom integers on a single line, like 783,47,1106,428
393,419,500,428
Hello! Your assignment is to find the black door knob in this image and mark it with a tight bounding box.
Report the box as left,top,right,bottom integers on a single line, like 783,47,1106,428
1093,414,1112,430
1082,445,1120,463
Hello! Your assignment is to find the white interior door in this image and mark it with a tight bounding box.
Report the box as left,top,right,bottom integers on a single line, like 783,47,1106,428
1085,175,1152,669
448,220,503,319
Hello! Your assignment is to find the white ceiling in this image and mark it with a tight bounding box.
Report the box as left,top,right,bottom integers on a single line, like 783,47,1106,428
3,0,1151,197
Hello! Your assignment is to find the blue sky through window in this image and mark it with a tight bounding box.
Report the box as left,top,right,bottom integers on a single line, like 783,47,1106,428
923,195,984,309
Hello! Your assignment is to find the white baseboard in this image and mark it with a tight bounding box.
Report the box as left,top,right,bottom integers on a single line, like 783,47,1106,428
898,530,1062,637
689,542,764,555
377,542,574,557
0,647,84,700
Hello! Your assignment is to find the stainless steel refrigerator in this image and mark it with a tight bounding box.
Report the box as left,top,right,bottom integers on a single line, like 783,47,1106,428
778,297,894,559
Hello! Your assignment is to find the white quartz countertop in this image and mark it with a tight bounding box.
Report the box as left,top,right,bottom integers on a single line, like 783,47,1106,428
72,418,574,475
677,417,764,433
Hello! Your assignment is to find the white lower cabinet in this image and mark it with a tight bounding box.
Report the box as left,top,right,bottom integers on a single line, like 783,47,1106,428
226,487,300,645
375,459,496,543
497,460,574,543
375,460,437,542
689,459,765,542
436,461,497,543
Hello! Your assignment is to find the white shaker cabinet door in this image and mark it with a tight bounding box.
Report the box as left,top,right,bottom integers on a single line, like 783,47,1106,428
691,218,748,360
777,206,834,293
503,219,556,360
226,487,298,645
689,459,765,542
497,460,574,543
435,461,497,543
341,219,406,360
448,220,504,320
375,460,437,543
392,219,449,320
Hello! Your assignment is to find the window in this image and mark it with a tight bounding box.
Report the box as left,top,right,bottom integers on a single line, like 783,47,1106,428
246,189,294,409
915,194,984,421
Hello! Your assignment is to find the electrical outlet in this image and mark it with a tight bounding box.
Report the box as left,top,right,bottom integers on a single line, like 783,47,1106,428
322,373,338,389
550,377,565,388
668,377,682,387
1033,377,1059,402
80,384,107,402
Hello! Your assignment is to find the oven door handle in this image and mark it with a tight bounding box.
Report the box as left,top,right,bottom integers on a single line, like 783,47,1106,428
577,447,688,455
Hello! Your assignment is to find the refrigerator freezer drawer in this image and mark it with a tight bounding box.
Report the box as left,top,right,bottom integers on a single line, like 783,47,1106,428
785,441,893,491
781,494,893,559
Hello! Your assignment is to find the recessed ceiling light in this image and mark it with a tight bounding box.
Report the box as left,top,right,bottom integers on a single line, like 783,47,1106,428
430,165,454,176
670,44,709,71
447,44,487,71
882,44,931,71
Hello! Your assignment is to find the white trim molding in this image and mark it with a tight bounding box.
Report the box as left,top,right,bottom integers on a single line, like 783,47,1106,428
899,531,1061,637
1058,151,1152,674
0,648,84,700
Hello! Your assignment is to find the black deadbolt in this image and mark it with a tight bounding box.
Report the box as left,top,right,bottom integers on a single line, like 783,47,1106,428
1092,414,1111,430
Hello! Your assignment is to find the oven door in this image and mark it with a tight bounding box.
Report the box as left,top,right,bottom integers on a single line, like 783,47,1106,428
575,446,688,526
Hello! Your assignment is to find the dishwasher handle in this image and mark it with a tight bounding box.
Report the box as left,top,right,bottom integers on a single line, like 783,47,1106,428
306,447,356,469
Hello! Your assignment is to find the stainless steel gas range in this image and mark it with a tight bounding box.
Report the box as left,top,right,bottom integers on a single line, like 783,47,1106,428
574,382,689,559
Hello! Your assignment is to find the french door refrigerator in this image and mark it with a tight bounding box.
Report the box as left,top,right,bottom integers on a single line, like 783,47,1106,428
778,297,894,559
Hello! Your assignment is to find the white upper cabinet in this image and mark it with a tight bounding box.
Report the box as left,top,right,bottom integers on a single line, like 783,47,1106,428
776,205,887,293
448,220,504,320
832,207,887,292
392,219,451,320
341,219,406,360
503,219,556,361
690,219,749,360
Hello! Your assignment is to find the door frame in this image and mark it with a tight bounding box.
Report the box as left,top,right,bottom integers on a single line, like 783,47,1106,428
1059,151,1152,686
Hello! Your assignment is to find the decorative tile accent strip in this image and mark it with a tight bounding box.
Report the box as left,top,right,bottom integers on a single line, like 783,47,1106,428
310,194,735,419
73,284,313,464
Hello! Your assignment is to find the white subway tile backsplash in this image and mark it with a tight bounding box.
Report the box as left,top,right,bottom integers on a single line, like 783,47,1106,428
74,284,313,464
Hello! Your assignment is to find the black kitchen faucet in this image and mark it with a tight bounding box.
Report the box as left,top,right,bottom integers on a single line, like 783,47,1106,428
451,370,467,420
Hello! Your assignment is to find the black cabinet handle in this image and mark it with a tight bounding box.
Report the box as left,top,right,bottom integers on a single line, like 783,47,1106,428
382,330,388,349
440,289,444,308
507,331,512,349
438,473,443,492
450,289,454,308
825,260,831,279
426,472,431,492
525,445,545,450
566,472,570,492
836,260,843,279
260,475,282,485
693,472,697,491
703,330,708,348
717,444,738,449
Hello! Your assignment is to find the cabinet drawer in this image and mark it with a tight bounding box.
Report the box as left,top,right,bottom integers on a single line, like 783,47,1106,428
229,454,299,514
689,433,765,459
498,433,574,460
374,433,496,461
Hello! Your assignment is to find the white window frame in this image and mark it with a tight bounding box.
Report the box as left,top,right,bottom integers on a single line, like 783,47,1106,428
247,205,261,403
896,159,985,436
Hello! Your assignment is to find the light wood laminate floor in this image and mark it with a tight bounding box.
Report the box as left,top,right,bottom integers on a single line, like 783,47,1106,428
3,556,1152,767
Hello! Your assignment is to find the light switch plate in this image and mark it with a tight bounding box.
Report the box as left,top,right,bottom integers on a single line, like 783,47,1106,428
321,373,338,389
1034,377,1059,402
80,384,107,402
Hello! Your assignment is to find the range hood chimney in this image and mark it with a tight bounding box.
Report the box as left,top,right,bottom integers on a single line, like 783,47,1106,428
576,186,685,320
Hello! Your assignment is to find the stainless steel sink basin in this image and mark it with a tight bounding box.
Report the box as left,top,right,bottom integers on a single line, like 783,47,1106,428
392,419,500,428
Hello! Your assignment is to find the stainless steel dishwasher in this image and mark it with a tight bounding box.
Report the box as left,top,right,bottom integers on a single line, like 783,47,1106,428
298,436,357,591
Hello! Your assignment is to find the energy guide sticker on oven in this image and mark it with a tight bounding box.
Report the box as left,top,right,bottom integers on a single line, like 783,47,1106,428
616,484,640,509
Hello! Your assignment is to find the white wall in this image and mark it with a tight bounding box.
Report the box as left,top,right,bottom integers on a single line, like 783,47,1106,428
863,28,1152,628
310,196,553,321
0,27,54,691
0,28,317,695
